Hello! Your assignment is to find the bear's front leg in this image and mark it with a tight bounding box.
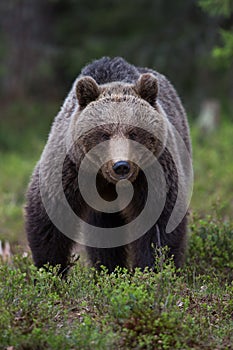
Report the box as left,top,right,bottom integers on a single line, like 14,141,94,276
85,246,128,272
27,223,74,274
25,167,75,274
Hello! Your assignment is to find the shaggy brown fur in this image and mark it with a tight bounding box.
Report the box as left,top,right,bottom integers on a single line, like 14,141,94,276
25,57,192,273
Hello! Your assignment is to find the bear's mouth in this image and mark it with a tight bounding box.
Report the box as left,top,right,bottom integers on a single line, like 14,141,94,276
101,160,139,184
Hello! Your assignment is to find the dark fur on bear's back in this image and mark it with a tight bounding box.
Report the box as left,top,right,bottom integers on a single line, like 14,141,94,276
81,57,139,84
25,57,191,273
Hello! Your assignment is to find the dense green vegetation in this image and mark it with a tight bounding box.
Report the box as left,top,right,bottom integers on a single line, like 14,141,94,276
191,121,233,218
0,102,56,246
0,221,233,349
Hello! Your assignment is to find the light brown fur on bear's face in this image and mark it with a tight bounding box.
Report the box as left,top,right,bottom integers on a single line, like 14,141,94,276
75,123,162,184
67,74,168,184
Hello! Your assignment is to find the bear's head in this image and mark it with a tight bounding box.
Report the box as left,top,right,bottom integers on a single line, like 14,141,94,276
67,73,168,185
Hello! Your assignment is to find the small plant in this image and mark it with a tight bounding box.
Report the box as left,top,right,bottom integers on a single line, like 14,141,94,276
187,215,233,281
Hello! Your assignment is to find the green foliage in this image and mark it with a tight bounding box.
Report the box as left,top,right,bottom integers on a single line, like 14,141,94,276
0,102,58,244
199,0,233,16
0,238,233,350
191,120,233,219
187,216,233,281
213,29,233,68
0,152,34,243
0,101,56,154
199,0,233,70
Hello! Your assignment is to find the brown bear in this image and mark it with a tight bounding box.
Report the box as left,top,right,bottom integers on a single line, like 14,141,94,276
25,57,192,273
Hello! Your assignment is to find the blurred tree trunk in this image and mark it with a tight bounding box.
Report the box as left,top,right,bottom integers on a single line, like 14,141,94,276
0,0,50,99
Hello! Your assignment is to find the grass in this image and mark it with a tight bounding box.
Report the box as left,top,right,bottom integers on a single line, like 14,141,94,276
0,223,233,350
191,121,233,219
0,101,56,247
0,101,233,349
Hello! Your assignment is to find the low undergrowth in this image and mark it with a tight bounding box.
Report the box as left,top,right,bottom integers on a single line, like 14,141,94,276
0,216,232,350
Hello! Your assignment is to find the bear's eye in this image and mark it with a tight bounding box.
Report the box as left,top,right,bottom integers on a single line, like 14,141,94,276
149,136,155,143
100,133,110,141
128,131,137,140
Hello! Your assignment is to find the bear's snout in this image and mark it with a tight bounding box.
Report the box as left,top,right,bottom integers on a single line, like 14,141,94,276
102,159,139,184
112,160,130,178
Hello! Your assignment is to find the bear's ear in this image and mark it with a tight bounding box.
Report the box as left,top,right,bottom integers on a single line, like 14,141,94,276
135,73,158,106
76,76,100,108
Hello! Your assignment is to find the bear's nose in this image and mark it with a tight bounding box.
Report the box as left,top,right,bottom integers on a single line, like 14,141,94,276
112,161,130,177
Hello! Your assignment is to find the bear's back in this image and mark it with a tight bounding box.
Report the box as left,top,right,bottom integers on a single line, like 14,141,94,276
81,56,139,84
